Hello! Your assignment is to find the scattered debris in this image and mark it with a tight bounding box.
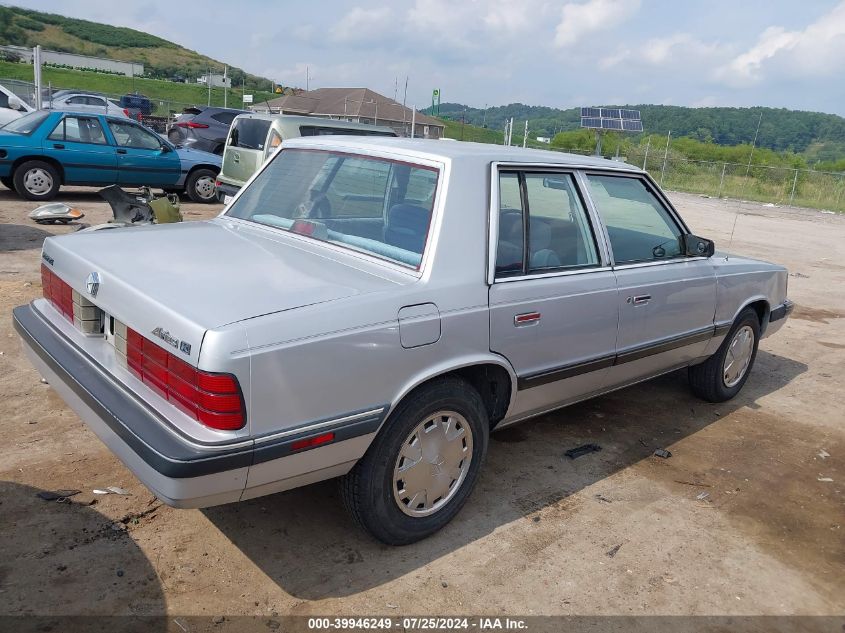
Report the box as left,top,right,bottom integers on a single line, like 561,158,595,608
674,480,712,488
212,615,225,624
532,516,540,523
653,448,672,459
594,494,612,504
564,443,602,459
266,620,281,631
441,581,448,588
116,569,124,577
36,489,80,502
56,565,67,572
696,492,711,501
173,618,188,633
386,604,399,609
818,477,834,482
606,544,622,558
40,378,48,384
818,449,830,459
790,272,810,279
93,486,131,496
638,438,648,447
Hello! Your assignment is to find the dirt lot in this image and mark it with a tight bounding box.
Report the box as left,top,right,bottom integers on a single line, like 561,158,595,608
0,186,842,621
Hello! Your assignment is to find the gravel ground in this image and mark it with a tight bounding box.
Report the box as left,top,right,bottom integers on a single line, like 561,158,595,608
0,186,842,621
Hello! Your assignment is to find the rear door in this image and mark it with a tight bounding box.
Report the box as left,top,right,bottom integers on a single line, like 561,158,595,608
106,118,180,187
489,168,619,421
42,114,117,184
220,117,271,187
583,173,717,387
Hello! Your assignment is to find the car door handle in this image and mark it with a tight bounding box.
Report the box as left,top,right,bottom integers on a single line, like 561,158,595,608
630,295,651,306
116,148,127,154
514,312,541,326
52,143,64,149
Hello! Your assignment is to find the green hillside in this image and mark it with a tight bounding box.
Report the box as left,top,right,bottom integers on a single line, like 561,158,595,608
431,102,845,155
0,60,277,114
0,5,279,91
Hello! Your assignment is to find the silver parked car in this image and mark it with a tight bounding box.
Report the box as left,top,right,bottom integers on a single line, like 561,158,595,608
14,138,793,544
43,92,130,118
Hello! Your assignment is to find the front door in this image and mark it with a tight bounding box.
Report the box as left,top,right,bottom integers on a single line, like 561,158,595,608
582,173,717,387
106,119,180,187
489,169,619,421
43,114,117,184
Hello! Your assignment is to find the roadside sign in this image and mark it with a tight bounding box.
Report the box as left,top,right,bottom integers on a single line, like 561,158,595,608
242,94,254,104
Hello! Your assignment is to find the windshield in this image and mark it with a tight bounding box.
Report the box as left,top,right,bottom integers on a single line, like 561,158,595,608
226,149,439,269
2,110,50,134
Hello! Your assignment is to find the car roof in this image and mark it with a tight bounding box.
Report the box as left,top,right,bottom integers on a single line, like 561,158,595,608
280,136,642,171
232,113,395,133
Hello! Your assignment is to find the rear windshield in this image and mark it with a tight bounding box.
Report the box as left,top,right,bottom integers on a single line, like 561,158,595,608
299,125,396,137
2,110,50,134
225,149,439,269
229,118,272,150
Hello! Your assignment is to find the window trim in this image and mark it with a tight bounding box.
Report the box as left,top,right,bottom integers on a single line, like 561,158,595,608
580,169,694,268
47,115,109,146
490,165,606,283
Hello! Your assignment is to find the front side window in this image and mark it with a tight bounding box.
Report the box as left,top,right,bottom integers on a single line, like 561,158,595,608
495,171,599,277
585,175,683,264
226,149,439,269
108,120,162,150
49,116,107,144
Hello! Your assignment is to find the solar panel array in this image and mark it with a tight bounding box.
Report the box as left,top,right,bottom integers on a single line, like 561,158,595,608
580,107,643,132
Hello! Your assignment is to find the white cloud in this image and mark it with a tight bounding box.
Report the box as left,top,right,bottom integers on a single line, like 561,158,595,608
642,33,721,65
718,1,845,84
329,6,394,44
554,0,640,48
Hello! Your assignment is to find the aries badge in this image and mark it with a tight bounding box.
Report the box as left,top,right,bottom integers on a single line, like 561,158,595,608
86,272,100,298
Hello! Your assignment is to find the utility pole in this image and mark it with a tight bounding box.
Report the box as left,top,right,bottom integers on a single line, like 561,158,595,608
460,108,466,141
411,105,416,139
207,65,211,106
642,136,651,170
660,131,671,184
744,111,763,179
33,45,42,109
523,120,528,148
306,66,310,91
223,65,228,108
482,104,488,128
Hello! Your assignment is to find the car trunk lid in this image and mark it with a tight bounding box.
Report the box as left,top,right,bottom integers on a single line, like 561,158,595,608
40,219,403,360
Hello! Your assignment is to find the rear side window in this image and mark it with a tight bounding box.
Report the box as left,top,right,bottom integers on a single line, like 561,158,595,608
298,125,396,137
496,171,599,277
585,175,683,264
211,111,238,125
48,116,107,144
229,118,271,149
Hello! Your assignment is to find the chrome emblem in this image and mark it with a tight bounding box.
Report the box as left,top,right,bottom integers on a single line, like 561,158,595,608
86,272,100,297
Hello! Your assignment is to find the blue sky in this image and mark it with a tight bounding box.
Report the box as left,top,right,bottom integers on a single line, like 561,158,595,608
17,0,845,115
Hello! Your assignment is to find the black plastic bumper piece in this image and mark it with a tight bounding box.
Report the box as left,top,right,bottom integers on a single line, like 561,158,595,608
769,299,794,323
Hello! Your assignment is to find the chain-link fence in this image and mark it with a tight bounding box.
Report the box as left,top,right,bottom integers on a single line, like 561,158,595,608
1,77,208,131
530,144,845,213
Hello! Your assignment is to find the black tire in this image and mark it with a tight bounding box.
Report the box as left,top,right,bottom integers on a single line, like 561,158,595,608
13,160,60,201
689,308,761,402
185,168,217,203
1,176,13,190
341,377,489,545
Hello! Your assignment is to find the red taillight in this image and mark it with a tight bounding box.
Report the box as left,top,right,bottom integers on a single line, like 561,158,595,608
123,108,130,117
290,432,335,452
126,327,246,430
176,121,209,129
41,264,72,321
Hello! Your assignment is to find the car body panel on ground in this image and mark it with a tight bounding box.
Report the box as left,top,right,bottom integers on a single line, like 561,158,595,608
15,138,791,538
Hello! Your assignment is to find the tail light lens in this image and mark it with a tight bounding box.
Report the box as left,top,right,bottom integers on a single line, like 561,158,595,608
176,121,209,129
41,264,72,321
126,328,246,430
122,108,130,117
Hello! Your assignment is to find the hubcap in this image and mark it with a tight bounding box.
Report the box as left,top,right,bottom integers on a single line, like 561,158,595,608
392,410,473,517
23,168,53,195
194,176,215,200
723,325,755,388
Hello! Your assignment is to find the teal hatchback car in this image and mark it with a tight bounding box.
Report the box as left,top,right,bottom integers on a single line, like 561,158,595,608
0,110,221,203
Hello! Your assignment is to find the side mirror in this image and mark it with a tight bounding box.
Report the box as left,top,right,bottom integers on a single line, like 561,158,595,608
682,234,715,258
159,144,172,154
7,95,23,111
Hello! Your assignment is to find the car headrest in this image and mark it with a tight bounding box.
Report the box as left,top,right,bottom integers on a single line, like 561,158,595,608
529,218,551,251
385,204,430,253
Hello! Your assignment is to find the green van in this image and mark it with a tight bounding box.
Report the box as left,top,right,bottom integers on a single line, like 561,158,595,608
215,114,397,202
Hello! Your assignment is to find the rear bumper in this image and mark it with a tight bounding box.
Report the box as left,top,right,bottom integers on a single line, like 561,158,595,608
13,303,384,507
215,180,240,202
